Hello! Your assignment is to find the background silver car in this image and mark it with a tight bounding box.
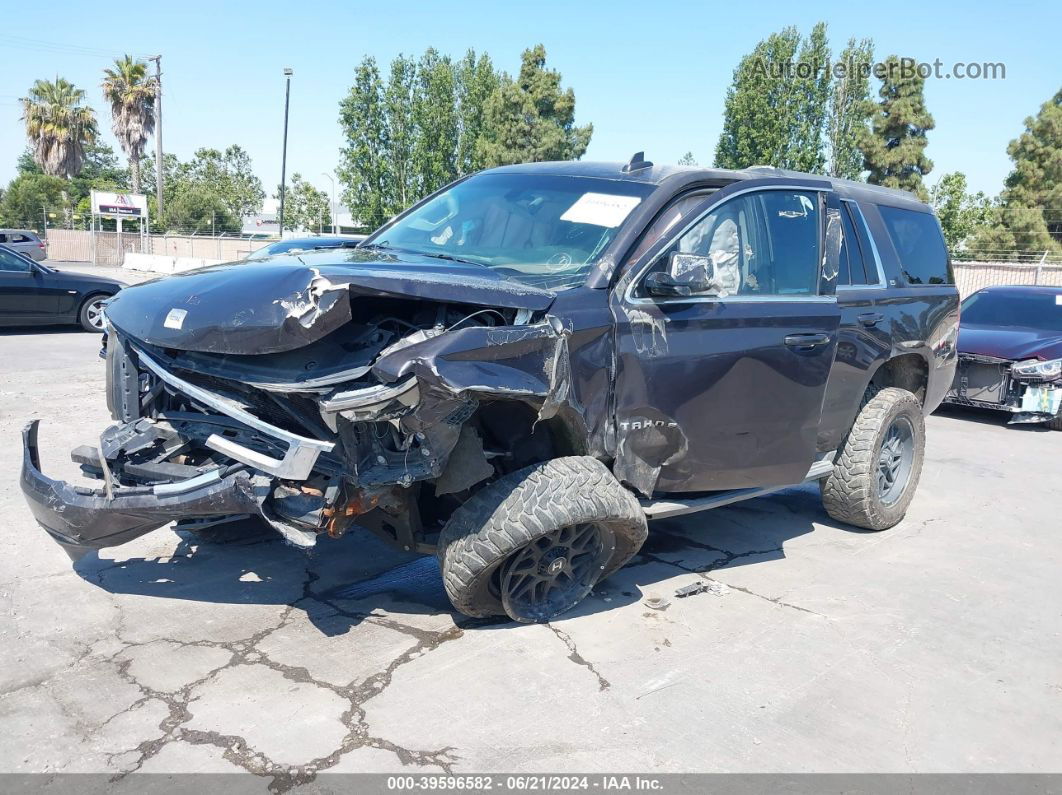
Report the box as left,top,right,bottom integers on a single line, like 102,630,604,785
0,229,47,261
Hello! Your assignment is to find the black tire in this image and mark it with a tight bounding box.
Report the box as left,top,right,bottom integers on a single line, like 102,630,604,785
1047,413,1062,432
78,294,108,332
437,456,647,622
821,387,925,531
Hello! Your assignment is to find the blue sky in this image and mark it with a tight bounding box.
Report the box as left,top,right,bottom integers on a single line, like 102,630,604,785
2,0,1059,202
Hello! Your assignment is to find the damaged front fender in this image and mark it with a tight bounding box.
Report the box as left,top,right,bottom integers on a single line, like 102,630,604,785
372,317,572,412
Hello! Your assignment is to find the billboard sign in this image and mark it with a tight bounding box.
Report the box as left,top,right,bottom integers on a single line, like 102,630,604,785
91,190,148,218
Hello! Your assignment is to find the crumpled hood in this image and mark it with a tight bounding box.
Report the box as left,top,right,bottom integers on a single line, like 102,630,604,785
958,324,1062,362
104,249,556,355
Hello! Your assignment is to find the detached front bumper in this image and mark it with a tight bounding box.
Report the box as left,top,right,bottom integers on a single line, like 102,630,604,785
943,354,1062,424
20,420,271,561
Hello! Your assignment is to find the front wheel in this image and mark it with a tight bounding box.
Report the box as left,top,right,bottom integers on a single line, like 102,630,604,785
78,295,108,332
437,457,648,623
821,387,926,531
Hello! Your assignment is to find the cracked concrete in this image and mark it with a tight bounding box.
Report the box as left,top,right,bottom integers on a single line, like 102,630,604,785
2,329,1061,785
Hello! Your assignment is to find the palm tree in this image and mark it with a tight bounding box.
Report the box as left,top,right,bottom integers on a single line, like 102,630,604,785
101,56,157,195
20,77,98,188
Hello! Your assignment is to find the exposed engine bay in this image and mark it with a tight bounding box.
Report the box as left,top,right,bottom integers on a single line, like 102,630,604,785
21,258,582,560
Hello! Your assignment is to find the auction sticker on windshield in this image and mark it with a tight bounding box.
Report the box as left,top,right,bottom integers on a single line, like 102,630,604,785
560,192,642,228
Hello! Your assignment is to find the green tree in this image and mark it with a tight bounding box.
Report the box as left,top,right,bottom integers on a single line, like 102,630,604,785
276,173,333,232
860,56,935,200
678,151,698,166
714,25,829,170
0,173,67,230
338,57,390,230
456,50,500,174
477,44,592,167
789,22,831,172
929,172,991,250
20,77,98,222
383,54,418,213
827,38,874,179
18,140,128,211
161,183,239,234
101,55,157,194
413,49,459,195
173,145,264,221
970,88,1061,255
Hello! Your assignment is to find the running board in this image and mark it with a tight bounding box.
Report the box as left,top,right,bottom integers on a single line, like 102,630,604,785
640,455,835,520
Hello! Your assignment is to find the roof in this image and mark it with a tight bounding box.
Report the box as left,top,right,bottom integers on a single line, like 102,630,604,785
484,161,929,210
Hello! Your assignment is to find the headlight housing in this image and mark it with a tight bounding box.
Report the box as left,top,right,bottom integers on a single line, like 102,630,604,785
1011,358,1062,379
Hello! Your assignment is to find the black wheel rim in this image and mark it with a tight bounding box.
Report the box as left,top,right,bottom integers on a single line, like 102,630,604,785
85,299,105,330
500,523,615,623
877,416,915,506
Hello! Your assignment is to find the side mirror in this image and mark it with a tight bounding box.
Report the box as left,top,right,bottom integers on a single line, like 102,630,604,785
645,270,692,297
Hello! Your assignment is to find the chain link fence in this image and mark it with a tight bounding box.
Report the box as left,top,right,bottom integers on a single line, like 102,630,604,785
952,250,1062,297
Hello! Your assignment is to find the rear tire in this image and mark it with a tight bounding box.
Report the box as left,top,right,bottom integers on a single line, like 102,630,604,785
821,387,925,531
437,456,647,622
1047,413,1062,431
78,294,108,332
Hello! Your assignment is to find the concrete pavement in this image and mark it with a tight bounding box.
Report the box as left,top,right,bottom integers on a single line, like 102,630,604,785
0,328,1059,786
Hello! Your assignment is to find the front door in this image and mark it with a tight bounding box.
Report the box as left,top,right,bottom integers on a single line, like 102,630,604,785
610,182,840,495
0,248,52,322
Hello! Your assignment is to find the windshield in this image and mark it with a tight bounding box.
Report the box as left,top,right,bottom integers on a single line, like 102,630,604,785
962,290,1062,333
365,173,655,290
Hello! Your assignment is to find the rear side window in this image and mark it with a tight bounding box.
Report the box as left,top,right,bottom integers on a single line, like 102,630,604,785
879,206,952,285
11,234,33,243
838,204,870,285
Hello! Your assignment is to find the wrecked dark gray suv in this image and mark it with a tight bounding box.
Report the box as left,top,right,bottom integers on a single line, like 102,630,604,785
21,156,959,622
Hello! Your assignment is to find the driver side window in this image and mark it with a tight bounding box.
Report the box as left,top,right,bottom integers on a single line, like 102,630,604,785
640,189,822,298
0,249,33,273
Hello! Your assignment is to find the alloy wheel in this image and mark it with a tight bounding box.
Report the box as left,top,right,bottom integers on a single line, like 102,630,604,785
500,523,614,622
877,416,915,506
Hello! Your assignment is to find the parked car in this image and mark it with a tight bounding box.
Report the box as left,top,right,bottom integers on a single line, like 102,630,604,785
21,156,959,622
0,244,126,331
942,285,1062,430
244,235,366,261
0,228,47,261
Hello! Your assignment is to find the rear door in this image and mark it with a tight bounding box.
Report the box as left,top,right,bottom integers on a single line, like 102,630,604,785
816,197,892,451
610,180,841,495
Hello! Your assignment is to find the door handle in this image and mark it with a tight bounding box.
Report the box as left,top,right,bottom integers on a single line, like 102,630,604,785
858,312,885,327
784,333,831,350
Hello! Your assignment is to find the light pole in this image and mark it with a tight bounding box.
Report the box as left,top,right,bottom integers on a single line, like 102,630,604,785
321,172,336,234
278,67,293,236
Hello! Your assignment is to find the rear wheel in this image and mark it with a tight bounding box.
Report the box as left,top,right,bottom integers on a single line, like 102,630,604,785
437,456,647,622
1047,414,1062,431
78,294,108,332
821,387,925,531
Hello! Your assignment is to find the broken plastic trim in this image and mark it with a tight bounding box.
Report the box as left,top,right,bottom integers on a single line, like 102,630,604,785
319,376,420,413
20,420,271,561
134,347,334,479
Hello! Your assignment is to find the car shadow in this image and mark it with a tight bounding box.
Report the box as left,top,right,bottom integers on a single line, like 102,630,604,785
75,484,836,635
0,325,85,336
